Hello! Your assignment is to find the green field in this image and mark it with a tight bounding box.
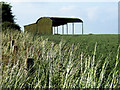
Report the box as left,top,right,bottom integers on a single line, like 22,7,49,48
1,29,120,88
43,34,119,69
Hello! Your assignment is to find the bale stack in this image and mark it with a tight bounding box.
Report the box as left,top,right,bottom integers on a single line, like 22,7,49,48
24,17,53,35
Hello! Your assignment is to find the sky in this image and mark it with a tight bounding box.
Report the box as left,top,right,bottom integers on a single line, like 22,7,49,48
1,0,119,34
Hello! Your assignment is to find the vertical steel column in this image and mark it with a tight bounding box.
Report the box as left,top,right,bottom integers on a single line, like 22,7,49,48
72,23,74,35
62,25,64,34
53,27,55,35
52,26,53,35
82,23,83,35
57,26,58,34
66,23,68,34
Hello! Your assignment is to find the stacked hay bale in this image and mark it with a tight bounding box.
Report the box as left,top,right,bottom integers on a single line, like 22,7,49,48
24,17,53,35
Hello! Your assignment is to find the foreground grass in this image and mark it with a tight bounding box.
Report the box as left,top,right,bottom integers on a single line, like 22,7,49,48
1,29,120,88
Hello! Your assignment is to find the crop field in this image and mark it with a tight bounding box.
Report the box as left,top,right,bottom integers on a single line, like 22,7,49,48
1,29,120,88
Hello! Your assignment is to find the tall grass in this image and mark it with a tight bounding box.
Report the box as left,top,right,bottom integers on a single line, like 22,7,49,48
1,29,120,88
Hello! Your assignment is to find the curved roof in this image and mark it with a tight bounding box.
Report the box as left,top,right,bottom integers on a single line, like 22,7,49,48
36,17,83,27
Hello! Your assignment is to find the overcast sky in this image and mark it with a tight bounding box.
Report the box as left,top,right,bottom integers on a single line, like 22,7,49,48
1,0,118,34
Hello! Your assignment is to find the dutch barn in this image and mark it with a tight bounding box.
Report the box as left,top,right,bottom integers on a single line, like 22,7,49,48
24,17,83,35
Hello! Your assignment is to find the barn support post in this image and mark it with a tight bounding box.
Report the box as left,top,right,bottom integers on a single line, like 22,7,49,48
82,23,83,35
54,27,55,35
57,26,58,34
66,23,68,34
62,25,64,34
52,26,54,35
72,23,74,35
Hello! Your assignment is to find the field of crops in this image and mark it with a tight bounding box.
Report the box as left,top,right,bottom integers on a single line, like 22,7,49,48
1,29,120,88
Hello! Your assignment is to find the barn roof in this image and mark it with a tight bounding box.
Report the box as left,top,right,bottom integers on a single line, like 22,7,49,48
36,17,83,27
50,17,83,26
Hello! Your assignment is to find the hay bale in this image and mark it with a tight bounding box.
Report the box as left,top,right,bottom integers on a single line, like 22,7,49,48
37,17,52,34
24,17,53,35
24,23,37,34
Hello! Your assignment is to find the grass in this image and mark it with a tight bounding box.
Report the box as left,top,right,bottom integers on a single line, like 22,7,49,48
1,29,120,88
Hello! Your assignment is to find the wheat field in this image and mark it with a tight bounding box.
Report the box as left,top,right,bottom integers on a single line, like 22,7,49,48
1,29,120,88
